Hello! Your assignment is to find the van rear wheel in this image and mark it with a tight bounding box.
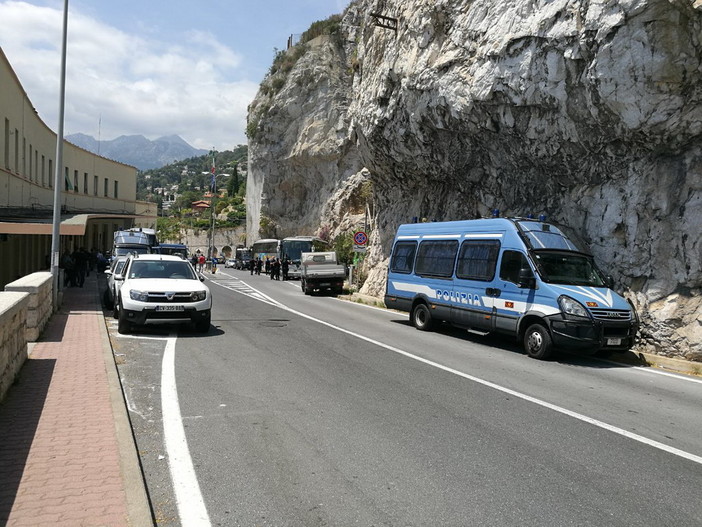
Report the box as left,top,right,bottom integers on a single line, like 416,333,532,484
411,303,435,331
524,323,553,360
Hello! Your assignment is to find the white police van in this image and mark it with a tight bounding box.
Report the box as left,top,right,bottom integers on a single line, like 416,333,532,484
384,217,638,359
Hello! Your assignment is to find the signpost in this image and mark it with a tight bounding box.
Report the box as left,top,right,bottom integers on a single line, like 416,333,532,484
353,231,368,253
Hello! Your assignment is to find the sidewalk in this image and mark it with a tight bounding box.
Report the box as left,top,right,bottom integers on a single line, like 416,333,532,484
0,273,152,526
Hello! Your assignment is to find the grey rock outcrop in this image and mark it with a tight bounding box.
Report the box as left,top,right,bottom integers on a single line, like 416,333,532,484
247,0,702,361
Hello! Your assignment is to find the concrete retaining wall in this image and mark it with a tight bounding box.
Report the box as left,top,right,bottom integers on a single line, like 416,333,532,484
0,292,29,402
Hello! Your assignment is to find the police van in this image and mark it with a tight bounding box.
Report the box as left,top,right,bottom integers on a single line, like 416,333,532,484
384,217,638,359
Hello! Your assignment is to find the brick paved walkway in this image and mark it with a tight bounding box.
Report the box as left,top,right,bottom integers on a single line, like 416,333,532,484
0,274,152,526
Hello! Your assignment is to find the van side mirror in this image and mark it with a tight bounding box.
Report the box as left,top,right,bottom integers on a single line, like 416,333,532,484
518,268,536,289
114,273,124,281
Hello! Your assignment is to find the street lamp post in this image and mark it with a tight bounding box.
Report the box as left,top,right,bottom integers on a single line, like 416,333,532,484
50,0,69,311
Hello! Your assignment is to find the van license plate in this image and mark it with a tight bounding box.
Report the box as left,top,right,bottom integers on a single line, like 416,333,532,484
606,338,622,346
157,305,184,311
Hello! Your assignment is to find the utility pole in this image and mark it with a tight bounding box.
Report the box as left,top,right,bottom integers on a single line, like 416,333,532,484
50,0,69,310
208,148,217,267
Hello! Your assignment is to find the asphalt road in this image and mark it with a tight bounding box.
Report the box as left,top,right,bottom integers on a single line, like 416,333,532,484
107,269,702,526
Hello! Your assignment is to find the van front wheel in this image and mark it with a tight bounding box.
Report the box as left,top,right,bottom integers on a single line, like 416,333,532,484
412,303,435,331
524,323,553,360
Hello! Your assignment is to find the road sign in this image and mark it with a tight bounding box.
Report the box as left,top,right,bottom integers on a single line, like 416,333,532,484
353,231,368,246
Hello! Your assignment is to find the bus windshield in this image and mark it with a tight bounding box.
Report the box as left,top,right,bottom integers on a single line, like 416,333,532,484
532,251,607,287
281,237,328,263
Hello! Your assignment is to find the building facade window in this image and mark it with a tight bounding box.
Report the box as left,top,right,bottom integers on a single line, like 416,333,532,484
48,159,53,188
104,177,108,197
84,172,88,194
41,155,45,187
94,175,98,195
74,170,79,192
29,144,33,180
114,180,119,199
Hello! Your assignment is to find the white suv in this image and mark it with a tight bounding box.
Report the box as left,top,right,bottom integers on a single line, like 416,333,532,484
117,254,212,333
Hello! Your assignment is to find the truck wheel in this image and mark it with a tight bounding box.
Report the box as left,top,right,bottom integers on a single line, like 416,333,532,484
117,302,130,334
411,303,435,331
524,323,553,360
301,279,312,295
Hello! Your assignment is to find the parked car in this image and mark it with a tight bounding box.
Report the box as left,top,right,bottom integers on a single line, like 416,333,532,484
103,256,128,317
225,258,236,268
116,254,212,334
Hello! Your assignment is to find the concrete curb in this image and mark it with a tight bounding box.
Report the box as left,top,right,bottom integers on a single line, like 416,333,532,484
632,351,702,377
95,276,155,526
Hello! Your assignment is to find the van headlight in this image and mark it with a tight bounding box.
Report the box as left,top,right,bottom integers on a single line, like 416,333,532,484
192,290,207,301
558,295,590,319
129,290,149,302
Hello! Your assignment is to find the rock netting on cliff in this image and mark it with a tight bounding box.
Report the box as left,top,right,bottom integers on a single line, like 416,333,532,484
247,0,702,361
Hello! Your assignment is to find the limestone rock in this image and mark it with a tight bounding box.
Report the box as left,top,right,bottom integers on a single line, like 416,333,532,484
247,0,702,361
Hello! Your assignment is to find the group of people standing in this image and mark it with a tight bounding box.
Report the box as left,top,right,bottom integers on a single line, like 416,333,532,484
249,257,290,281
60,247,106,287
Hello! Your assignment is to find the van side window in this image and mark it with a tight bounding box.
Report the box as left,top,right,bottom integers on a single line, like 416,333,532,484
390,241,417,274
500,251,529,283
456,240,500,281
415,240,458,278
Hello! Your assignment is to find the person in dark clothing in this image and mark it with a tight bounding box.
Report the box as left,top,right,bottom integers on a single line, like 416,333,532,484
250,258,255,275
60,250,75,287
265,258,271,275
256,258,263,275
272,258,281,280
72,248,89,287
282,258,289,281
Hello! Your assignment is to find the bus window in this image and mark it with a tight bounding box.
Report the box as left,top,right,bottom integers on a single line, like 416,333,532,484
456,240,500,281
415,240,458,278
390,242,417,274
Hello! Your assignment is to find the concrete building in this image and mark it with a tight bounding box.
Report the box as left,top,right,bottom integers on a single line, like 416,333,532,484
0,47,156,289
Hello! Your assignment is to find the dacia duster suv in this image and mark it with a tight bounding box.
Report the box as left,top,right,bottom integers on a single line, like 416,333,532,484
117,254,212,333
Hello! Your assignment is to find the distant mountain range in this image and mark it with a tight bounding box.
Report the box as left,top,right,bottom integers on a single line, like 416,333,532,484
66,133,209,170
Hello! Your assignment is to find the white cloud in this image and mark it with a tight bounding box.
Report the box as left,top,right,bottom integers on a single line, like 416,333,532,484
0,1,256,150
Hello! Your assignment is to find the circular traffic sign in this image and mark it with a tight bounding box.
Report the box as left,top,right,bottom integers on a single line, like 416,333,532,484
353,231,368,245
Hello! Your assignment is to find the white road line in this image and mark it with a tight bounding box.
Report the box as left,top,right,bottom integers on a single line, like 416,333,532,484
161,335,211,526
225,282,702,467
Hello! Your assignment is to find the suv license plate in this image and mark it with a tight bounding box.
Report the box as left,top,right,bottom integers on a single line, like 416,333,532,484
157,305,184,312
606,338,622,346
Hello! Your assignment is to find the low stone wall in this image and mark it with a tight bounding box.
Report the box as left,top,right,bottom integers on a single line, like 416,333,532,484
0,292,29,403
5,272,53,342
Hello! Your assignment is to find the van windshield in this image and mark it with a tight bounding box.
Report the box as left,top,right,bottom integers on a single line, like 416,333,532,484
532,251,607,286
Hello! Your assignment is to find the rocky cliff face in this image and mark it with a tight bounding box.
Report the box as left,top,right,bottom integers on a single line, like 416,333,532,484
247,0,702,361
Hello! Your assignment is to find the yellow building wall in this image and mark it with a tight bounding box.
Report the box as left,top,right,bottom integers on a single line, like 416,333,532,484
0,47,149,217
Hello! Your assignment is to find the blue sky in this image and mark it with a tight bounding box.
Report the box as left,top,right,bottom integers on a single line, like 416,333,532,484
0,0,347,150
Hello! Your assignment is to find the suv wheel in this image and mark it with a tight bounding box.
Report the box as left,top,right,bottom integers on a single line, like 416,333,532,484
194,311,211,333
117,301,131,334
